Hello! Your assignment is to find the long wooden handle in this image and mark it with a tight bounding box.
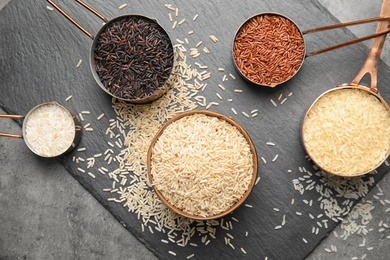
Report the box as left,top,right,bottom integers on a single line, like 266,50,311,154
350,0,390,91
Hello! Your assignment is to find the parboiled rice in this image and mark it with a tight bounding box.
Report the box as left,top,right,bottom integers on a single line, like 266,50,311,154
302,88,390,176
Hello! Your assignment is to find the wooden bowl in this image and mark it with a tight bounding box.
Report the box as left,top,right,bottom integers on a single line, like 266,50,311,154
147,110,258,220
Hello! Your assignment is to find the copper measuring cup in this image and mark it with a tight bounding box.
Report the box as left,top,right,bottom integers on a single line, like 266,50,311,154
47,0,175,104
0,102,82,158
301,0,390,177
233,12,390,87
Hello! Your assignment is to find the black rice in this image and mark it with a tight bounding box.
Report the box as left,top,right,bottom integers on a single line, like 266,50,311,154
94,16,174,100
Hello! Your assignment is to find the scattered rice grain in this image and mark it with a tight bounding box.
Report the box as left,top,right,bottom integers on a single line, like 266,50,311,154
97,113,105,120
88,172,96,179
242,111,250,118
210,35,218,43
178,18,186,25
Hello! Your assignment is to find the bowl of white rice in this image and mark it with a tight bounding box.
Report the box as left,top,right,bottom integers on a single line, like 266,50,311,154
147,110,258,220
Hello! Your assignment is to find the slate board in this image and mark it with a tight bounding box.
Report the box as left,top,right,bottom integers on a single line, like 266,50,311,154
1,0,390,259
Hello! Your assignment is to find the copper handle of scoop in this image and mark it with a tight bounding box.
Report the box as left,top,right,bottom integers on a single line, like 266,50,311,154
304,16,390,57
350,0,390,92
0,114,24,138
47,0,108,40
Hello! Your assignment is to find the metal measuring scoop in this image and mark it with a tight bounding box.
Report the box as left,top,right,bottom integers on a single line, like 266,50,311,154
233,11,390,87
47,0,175,104
301,0,390,177
0,102,82,158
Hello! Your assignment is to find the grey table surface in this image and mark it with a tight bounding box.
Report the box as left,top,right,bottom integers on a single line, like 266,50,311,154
1,0,390,259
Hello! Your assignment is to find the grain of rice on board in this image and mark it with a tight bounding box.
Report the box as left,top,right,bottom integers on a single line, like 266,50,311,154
302,88,390,176
150,113,254,218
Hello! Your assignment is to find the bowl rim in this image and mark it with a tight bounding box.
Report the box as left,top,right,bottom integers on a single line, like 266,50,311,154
147,109,258,220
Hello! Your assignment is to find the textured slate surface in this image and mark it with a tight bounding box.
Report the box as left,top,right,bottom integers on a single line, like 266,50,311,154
1,0,389,259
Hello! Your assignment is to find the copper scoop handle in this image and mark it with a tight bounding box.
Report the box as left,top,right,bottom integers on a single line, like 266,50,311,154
350,0,390,92
47,0,108,40
304,17,390,57
0,114,24,138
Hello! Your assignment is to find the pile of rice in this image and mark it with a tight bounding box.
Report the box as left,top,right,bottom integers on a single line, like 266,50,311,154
150,113,255,218
302,88,390,176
